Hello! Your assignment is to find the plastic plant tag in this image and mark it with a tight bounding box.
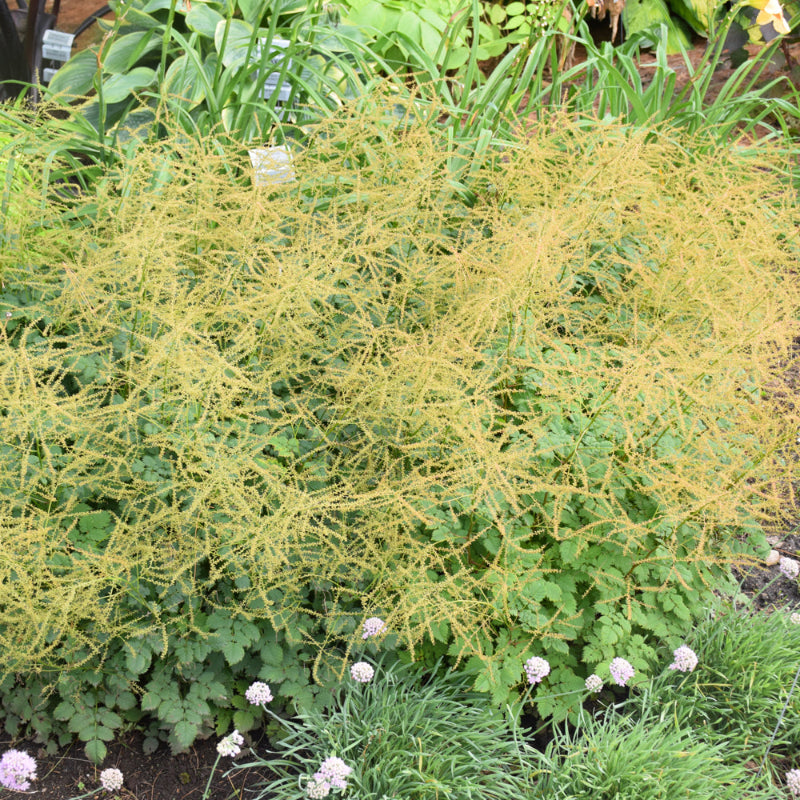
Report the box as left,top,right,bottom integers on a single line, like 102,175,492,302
253,37,293,102
249,146,295,187
41,30,75,63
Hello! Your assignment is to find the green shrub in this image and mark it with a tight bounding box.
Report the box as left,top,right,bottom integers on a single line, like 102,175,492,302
0,93,798,759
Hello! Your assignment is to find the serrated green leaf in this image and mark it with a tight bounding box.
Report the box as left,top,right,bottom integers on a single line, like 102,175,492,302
222,641,245,665
84,739,107,764
173,720,199,749
140,692,160,711
53,701,74,721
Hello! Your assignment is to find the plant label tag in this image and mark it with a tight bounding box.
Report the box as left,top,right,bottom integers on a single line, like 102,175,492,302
41,30,75,62
254,38,293,102
249,146,295,187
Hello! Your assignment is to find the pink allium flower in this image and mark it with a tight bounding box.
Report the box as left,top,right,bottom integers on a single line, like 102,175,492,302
585,674,603,692
0,749,37,791
668,645,698,673
787,769,800,797
350,661,375,683
523,656,551,685
779,557,800,580
316,756,352,790
216,729,244,757
246,681,273,705
362,617,386,639
100,768,124,792
609,657,635,687
306,776,331,798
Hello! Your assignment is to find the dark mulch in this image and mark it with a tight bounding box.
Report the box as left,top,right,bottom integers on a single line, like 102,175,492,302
0,728,278,800
733,531,800,614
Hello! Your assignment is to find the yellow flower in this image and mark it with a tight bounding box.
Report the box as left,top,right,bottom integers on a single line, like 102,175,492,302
752,0,791,34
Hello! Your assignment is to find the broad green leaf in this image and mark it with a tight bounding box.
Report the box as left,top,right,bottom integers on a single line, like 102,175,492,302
186,3,225,37
100,67,157,103
47,49,98,98
396,10,422,42
214,18,257,68
237,0,264,25
102,30,161,73
163,54,212,106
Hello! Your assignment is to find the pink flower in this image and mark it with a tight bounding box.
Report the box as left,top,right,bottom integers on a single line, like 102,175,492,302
609,657,635,686
306,776,331,798
523,656,550,685
585,674,603,692
779,557,799,580
362,617,386,639
316,756,352,790
245,681,273,705
668,645,698,673
0,750,37,791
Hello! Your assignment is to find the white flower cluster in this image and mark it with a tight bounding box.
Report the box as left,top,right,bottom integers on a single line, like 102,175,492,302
791,612,800,625
362,617,386,639
523,656,550,685
787,769,800,797
668,645,698,673
306,777,331,798
779,557,800,580
246,681,273,705
350,661,375,683
585,674,603,693
609,657,635,687
217,729,244,757
0,750,37,791
306,756,353,797
100,768,124,792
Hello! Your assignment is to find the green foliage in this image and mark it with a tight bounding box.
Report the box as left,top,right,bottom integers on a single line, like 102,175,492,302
44,0,373,142
623,0,693,51
534,707,782,799
234,658,538,799
632,600,800,771
340,0,474,68
0,93,798,754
